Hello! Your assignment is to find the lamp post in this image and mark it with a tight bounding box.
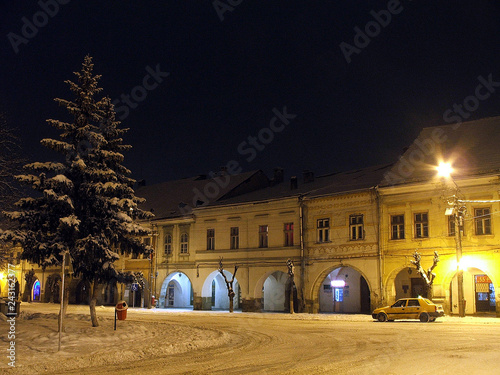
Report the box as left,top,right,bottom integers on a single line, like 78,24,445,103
437,162,466,317
149,224,158,309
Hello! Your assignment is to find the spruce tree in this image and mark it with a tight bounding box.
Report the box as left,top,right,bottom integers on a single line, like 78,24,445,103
3,56,152,327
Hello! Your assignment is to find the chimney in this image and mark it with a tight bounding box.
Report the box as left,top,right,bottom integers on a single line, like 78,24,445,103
290,176,298,190
272,167,284,186
303,170,314,183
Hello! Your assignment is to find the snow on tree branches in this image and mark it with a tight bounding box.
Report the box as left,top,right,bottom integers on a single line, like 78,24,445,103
2,56,154,327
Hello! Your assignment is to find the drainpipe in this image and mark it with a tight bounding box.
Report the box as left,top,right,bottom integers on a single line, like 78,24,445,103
299,195,305,312
375,187,384,306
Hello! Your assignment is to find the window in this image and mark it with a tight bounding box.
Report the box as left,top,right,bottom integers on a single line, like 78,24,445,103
349,214,364,240
164,234,172,255
391,215,405,240
414,213,428,238
317,218,330,243
207,229,215,250
284,223,294,246
230,227,239,249
391,299,406,308
407,299,421,307
475,208,491,235
180,233,189,254
259,225,268,248
448,216,456,237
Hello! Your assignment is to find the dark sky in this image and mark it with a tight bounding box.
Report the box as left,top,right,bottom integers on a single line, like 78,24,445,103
2,1,500,185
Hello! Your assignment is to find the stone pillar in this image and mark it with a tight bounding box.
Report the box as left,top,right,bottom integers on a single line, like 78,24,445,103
241,298,262,312
304,299,314,314
496,286,500,318
201,297,212,310
193,295,203,310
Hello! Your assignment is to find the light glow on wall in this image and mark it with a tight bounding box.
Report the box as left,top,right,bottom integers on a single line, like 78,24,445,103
331,279,346,288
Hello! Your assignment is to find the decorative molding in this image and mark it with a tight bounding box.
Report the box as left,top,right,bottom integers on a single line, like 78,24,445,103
308,198,373,212
309,243,378,257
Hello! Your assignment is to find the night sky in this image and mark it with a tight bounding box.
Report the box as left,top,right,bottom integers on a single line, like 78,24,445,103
2,1,500,185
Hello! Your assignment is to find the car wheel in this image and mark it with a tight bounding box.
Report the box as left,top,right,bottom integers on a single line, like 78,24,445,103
419,313,430,322
377,312,388,322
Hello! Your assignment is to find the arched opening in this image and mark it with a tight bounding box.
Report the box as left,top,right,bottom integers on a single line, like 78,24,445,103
103,279,118,305
262,271,297,312
31,280,41,302
202,270,239,311
76,280,90,305
159,272,193,308
394,267,430,300
318,266,370,314
450,267,496,315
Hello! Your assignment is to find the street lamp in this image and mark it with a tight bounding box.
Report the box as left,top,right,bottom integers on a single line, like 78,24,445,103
437,162,466,317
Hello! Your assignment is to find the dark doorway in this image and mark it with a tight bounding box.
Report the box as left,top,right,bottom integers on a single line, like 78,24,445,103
411,277,427,298
360,276,371,313
76,280,90,304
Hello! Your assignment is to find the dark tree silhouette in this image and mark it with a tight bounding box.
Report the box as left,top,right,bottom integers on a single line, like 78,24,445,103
218,258,238,313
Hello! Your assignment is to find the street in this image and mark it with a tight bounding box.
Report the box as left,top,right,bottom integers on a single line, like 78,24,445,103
0,303,500,375
4,304,500,375
100,314,500,375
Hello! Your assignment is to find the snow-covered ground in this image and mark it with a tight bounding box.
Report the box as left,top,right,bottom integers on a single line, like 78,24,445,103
2,303,499,374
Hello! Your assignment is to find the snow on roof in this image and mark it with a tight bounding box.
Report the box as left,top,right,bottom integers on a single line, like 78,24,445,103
380,116,500,187
135,170,268,220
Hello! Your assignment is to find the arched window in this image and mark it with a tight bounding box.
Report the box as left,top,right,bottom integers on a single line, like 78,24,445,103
164,234,172,255
180,233,189,254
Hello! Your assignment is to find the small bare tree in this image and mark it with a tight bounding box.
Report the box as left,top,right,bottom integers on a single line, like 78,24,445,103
410,250,440,299
218,258,238,313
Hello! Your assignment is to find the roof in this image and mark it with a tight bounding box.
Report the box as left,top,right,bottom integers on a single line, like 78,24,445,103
380,116,500,187
136,170,269,220
203,164,394,207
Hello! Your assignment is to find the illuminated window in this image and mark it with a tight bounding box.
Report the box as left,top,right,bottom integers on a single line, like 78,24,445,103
391,215,405,240
284,223,294,246
230,227,239,249
259,225,268,248
207,229,215,250
349,214,364,240
317,218,330,243
475,208,491,235
414,213,428,238
180,233,189,254
448,216,456,237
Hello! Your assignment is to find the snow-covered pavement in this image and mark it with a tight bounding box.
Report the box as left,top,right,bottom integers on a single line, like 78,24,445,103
2,303,500,374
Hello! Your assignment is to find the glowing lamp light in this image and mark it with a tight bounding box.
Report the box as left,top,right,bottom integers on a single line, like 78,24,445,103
437,162,453,178
330,280,346,288
0,272,4,281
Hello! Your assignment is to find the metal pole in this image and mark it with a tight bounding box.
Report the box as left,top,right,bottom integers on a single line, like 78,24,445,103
454,199,465,317
58,251,66,351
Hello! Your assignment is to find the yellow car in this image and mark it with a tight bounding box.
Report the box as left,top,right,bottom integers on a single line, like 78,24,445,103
372,297,444,322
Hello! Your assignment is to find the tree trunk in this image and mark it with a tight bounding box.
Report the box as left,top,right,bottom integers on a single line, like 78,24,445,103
289,286,294,314
89,280,99,327
426,284,434,300
229,296,234,313
57,276,70,332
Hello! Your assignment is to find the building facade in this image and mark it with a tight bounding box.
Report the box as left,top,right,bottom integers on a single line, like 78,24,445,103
3,118,500,317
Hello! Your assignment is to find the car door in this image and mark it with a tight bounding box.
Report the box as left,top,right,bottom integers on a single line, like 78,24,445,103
387,299,407,320
405,298,421,319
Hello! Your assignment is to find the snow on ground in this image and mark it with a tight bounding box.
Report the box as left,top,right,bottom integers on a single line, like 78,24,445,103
1,304,230,374
1,303,498,374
